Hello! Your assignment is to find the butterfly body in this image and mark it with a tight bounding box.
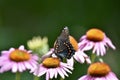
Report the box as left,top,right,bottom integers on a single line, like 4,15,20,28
54,27,75,60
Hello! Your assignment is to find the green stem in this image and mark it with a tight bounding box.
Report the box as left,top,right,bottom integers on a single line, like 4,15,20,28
34,76,39,80
15,72,21,80
60,78,64,80
91,53,96,63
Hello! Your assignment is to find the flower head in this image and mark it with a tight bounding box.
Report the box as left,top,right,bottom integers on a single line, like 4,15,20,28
27,36,49,55
78,62,118,80
69,35,91,64
31,57,73,80
78,28,116,56
69,35,78,51
0,45,38,73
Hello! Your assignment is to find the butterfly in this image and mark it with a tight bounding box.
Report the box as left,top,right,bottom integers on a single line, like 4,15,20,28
53,27,75,60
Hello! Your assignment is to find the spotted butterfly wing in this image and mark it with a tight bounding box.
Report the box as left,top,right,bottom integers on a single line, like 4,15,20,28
54,27,75,60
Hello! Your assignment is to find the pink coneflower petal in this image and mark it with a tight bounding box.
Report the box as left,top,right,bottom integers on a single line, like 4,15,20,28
46,71,49,80
74,53,85,63
99,42,106,56
1,48,15,56
62,66,72,74
78,40,88,50
1,51,10,55
56,68,65,79
54,68,58,78
93,43,98,54
32,55,39,60
105,37,116,49
24,61,32,69
107,72,118,80
8,48,15,53
19,45,25,50
61,62,73,70
18,63,23,72
49,69,55,79
95,77,103,80
83,42,94,51
37,65,47,76
60,67,68,77
12,62,18,72
0,61,11,73
29,61,37,70
96,43,100,56
80,35,86,41
0,58,6,66
86,58,91,64
19,62,26,71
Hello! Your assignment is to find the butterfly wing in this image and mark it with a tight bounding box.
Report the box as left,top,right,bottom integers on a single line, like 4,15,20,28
54,27,75,60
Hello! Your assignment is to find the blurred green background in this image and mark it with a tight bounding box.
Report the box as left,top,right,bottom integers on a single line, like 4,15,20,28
0,0,120,80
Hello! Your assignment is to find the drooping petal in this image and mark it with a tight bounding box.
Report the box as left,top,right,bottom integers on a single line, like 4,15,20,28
105,37,116,50
82,42,93,51
46,71,50,80
93,43,100,56
60,67,68,77
37,65,47,77
18,63,23,72
56,68,65,79
74,52,85,63
12,62,18,73
80,35,87,41
49,69,55,79
99,42,104,56
106,72,119,80
62,66,72,74
19,62,26,71
60,62,73,70
100,42,106,56
54,68,58,78
24,61,32,69
86,58,91,64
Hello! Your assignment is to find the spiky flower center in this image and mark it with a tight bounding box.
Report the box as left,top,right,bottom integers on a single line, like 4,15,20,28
88,62,111,77
42,57,60,68
10,49,30,62
86,28,104,42
69,35,78,51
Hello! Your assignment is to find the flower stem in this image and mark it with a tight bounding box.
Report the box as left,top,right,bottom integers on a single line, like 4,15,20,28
34,76,39,80
91,53,96,63
60,78,64,80
15,72,21,80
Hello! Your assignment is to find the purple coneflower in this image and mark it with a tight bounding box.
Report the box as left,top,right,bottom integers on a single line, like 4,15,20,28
78,62,118,80
32,57,73,80
78,28,116,56
0,45,38,73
